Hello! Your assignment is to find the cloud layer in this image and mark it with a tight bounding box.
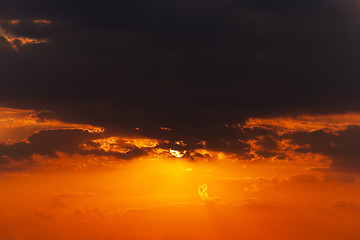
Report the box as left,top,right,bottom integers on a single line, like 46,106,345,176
1,1,360,172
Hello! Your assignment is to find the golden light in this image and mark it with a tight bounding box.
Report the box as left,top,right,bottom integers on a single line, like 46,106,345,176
33,19,51,24
198,184,209,201
1,109,360,240
241,113,360,133
170,149,187,158
0,107,103,141
124,138,159,148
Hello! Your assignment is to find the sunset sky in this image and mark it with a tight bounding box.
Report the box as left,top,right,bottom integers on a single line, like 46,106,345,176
1,1,360,240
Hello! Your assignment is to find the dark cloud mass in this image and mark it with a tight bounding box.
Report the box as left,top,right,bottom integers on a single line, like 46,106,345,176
0,0,360,169
288,126,360,172
0,129,97,163
0,129,147,164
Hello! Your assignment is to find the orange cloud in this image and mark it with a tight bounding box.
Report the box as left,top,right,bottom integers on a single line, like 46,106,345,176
1,106,360,174
170,149,187,158
0,19,51,50
0,107,103,142
33,19,51,24
241,113,360,134
0,34,47,50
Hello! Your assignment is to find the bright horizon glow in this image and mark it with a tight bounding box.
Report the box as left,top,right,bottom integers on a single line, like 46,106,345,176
1,107,360,240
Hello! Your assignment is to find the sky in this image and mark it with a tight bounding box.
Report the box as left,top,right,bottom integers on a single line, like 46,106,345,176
1,0,360,239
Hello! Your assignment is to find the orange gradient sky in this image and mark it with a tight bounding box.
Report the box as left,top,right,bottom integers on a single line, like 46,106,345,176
1,107,360,240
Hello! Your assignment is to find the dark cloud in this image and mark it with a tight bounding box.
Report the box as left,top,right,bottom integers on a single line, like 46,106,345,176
288,174,319,184
0,0,360,164
323,172,357,184
0,129,99,162
85,146,147,160
0,129,147,163
34,210,54,221
331,200,360,211
288,125,360,172
0,19,54,38
31,110,57,122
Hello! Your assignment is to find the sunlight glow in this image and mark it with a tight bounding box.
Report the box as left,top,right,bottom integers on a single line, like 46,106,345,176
170,149,187,158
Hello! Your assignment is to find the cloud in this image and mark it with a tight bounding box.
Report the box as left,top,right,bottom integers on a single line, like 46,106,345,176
198,184,218,203
55,191,95,198
3,110,360,173
0,0,359,151
0,0,360,173
331,200,360,211
51,198,67,209
0,107,103,142
288,125,360,172
73,206,109,223
34,210,54,221
198,185,209,201
0,129,100,163
288,174,319,184
117,208,148,215
0,129,147,164
322,173,357,184
4,173,31,178
239,199,277,210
